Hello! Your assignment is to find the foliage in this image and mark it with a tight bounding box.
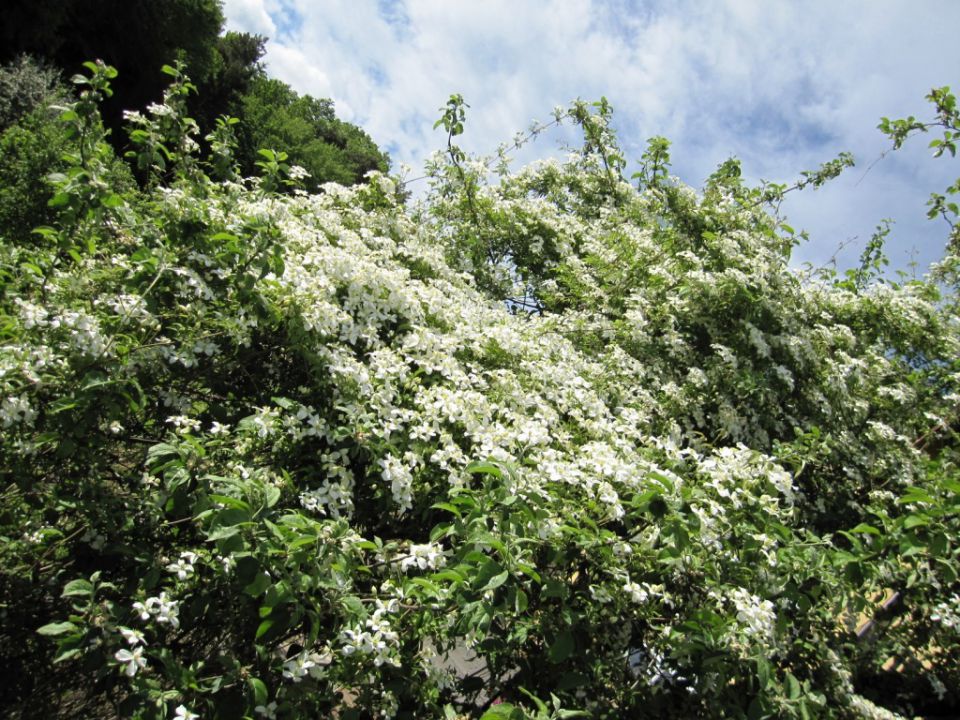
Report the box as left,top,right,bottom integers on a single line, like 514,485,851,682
124,62,204,187
0,58,70,243
235,75,390,191
1,65,959,720
0,0,225,134
880,86,960,253
0,57,134,248
191,32,267,135
0,55,65,131
0,3,387,192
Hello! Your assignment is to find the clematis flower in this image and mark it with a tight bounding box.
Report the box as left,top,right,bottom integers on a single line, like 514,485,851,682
254,702,278,719
166,551,199,580
114,646,147,676
282,652,316,682
119,626,146,646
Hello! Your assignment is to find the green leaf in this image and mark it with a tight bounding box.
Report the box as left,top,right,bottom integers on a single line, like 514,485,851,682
411,577,440,594
431,569,466,584
255,618,275,640
209,495,252,512
483,570,509,592
466,460,503,478
542,579,569,599
53,648,82,663
756,657,771,690
472,557,504,590
785,672,801,700
206,525,242,542
37,621,79,636
288,534,319,550
431,502,461,517
515,563,541,584
518,687,548,713
903,514,929,529
341,596,365,615
479,704,523,720
898,488,935,505
264,483,281,509
548,630,574,663
61,579,94,598
147,442,181,466
244,572,271,598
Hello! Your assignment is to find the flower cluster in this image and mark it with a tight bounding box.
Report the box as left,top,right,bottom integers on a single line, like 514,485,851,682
8,74,960,719
728,587,777,644
133,593,181,629
281,649,331,683
930,593,960,631
339,599,402,668
399,542,446,572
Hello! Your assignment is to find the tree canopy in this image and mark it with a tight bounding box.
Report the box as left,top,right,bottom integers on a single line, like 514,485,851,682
0,2,389,189
235,75,389,192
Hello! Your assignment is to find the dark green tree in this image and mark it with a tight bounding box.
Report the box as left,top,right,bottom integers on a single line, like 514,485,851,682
235,75,389,190
0,2,389,191
0,0,225,141
191,31,266,132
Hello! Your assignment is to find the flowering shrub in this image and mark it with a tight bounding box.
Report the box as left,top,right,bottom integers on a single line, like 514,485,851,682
1,64,959,719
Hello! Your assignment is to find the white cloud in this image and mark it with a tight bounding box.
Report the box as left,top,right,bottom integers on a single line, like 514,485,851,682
221,0,276,38
221,0,960,272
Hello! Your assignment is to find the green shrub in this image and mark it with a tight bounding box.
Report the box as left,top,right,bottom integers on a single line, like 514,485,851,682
1,66,958,720
0,55,63,130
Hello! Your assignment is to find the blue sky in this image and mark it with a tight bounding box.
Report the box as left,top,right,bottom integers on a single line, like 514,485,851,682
222,0,960,274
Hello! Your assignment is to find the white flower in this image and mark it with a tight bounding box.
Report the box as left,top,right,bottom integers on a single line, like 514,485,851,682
379,455,414,513
166,415,201,434
399,543,445,571
254,701,278,719
930,594,960,630
624,580,650,604
166,551,199,580
173,705,199,720
282,652,316,682
251,406,279,438
114,646,147,676
1,394,37,428
22,529,44,544
729,587,776,640
135,592,181,628
155,595,181,628
929,674,948,701
119,626,146,646
288,164,311,181
133,601,151,621
193,340,219,356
